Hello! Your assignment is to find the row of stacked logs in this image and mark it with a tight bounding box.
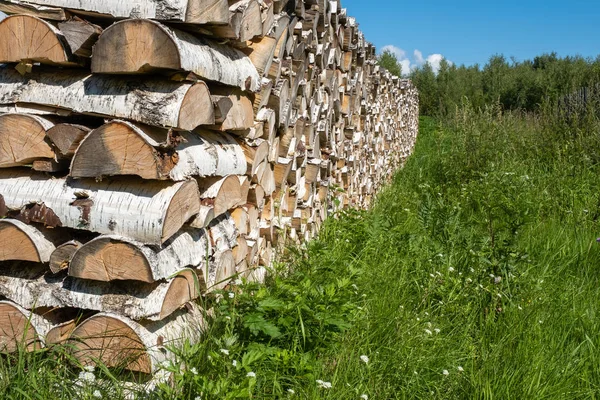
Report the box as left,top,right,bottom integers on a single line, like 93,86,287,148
0,0,419,376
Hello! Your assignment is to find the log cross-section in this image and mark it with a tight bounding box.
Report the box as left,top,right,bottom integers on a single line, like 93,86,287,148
0,219,55,262
0,113,55,167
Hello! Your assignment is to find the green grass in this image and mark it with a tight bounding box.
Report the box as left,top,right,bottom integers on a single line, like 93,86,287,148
4,108,600,399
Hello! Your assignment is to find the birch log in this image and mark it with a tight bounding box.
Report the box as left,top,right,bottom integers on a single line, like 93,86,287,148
0,170,201,244
0,264,200,321
49,240,81,273
210,0,262,42
92,19,260,92
198,175,244,216
0,67,214,130
0,15,80,66
70,121,247,181
46,123,90,158
68,304,204,375
69,228,210,283
0,301,52,352
0,0,229,24
0,113,56,167
0,218,55,262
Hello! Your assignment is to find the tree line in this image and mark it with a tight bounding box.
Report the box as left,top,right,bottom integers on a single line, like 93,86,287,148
378,50,600,117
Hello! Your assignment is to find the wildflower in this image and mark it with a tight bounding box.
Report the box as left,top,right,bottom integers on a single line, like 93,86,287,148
489,274,495,278
413,371,418,375
457,366,464,372
518,305,523,310
84,365,95,373
497,293,502,298
434,328,441,334
195,397,202,400
225,316,231,320
448,267,455,272
228,292,235,299
360,395,369,400
220,348,230,356
316,380,332,389
466,278,473,283
470,267,475,273
93,390,102,399
351,284,359,291
234,278,243,285
494,276,502,284
190,367,198,375
287,389,295,394
78,370,95,384
247,372,256,378
360,355,369,364
426,322,432,327
232,360,237,367
425,329,433,335
442,369,449,376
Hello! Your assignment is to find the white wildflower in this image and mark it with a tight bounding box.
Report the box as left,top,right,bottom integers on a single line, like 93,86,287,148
442,369,449,376
247,372,256,378
518,306,523,310
234,279,243,285
470,267,475,273
434,328,441,334
287,389,295,394
195,397,202,400
360,355,369,364
190,367,198,375
360,395,369,400
429,273,435,278
494,276,502,284
466,278,473,283
351,284,359,291
316,380,332,389
489,274,495,278
78,371,95,384
84,365,95,373
225,316,231,320
457,366,464,372
426,322,432,328
497,293,502,298
413,371,418,375
228,292,235,299
232,360,237,367
220,348,230,356
93,390,102,399
448,267,455,272
425,329,433,335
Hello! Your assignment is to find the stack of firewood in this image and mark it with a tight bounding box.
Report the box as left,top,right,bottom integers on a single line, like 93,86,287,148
0,0,418,375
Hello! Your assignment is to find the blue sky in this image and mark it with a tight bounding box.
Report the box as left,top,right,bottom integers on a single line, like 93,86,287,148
341,0,600,74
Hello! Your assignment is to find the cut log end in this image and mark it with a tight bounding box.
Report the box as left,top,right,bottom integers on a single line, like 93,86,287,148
0,219,55,262
0,113,55,167
0,14,71,65
69,314,152,374
0,302,45,352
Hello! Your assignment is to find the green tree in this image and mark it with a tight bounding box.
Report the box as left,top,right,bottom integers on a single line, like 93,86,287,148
377,50,402,77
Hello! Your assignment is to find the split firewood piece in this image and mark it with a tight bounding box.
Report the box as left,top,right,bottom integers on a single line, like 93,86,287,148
210,86,255,131
210,0,263,42
242,35,278,78
188,205,216,229
0,263,201,321
0,0,229,24
69,228,210,283
0,1,66,21
237,138,269,178
0,219,55,262
70,120,247,181
0,67,214,131
0,170,201,245
0,301,52,352
0,113,56,167
92,19,260,92
46,123,90,158
0,14,82,66
49,240,81,274
57,17,102,58
68,304,205,375
199,175,244,216
208,249,236,291
208,213,239,252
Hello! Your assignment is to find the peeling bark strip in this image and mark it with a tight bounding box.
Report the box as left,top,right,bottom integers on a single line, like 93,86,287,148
0,15,81,66
0,170,201,245
16,202,63,227
0,219,55,262
69,304,205,375
70,120,247,181
0,67,214,130
0,301,52,352
0,263,200,321
69,228,211,283
92,19,261,92
0,0,229,24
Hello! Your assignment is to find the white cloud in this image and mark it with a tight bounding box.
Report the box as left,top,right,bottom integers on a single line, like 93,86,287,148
380,46,452,76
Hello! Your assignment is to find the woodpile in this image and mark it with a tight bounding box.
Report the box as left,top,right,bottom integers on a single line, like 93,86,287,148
0,0,419,375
